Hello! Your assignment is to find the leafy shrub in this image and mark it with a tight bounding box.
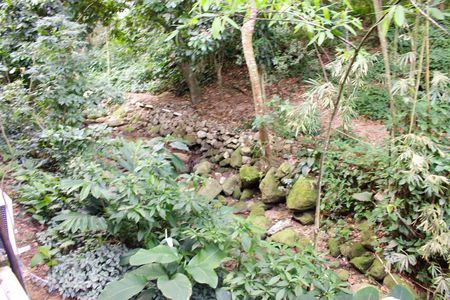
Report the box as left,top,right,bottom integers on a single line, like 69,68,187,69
353,86,389,120
47,244,129,300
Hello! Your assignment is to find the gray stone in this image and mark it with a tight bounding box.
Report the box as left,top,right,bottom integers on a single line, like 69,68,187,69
197,130,207,139
193,161,212,177
198,178,222,200
222,175,241,196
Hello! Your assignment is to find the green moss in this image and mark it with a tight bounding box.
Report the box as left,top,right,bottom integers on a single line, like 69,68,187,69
249,202,266,217
239,165,261,188
293,211,314,225
259,168,286,203
350,253,375,273
270,228,299,247
368,258,386,281
339,242,366,259
328,238,341,257
230,148,243,168
240,188,254,201
286,177,317,211
335,269,349,281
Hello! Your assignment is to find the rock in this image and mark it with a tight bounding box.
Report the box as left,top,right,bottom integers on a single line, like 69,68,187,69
148,125,161,135
286,177,317,211
240,189,254,201
327,238,341,257
335,269,350,281
241,146,252,156
368,258,387,281
232,187,241,199
239,165,261,188
222,175,241,196
259,168,286,203
329,261,341,269
183,134,197,146
270,228,311,248
249,202,266,217
219,158,231,167
107,118,127,127
173,152,190,163
230,148,243,168
267,219,291,235
231,201,248,213
242,156,252,164
383,274,416,294
217,195,227,205
276,161,295,178
293,211,314,225
350,253,375,273
249,215,270,231
197,130,207,139
223,151,230,159
358,221,379,251
193,161,212,177
340,242,367,259
198,178,222,200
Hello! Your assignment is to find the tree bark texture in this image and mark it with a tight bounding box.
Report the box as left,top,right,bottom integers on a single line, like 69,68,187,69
180,61,202,104
241,3,272,160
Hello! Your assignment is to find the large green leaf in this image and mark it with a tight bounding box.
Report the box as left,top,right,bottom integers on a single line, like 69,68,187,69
128,263,167,280
130,245,179,266
389,285,415,300
185,246,226,288
352,285,380,300
157,273,192,300
52,212,107,233
98,274,147,300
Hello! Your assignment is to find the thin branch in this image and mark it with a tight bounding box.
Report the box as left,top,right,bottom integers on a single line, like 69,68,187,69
313,0,401,249
410,0,450,35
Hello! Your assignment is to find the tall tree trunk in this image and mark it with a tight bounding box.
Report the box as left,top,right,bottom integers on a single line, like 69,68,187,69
373,0,397,137
241,3,272,160
180,61,202,104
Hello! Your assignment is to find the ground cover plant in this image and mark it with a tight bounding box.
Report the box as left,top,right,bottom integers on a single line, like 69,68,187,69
0,0,448,299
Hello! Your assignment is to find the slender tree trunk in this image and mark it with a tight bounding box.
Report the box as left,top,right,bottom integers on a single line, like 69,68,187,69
241,3,272,160
214,54,224,101
373,0,397,137
180,61,202,104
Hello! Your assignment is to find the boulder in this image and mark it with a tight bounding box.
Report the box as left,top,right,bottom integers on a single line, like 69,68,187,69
232,187,241,199
350,253,375,273
259,168,286,203
382,274,419,299
276,161,295,178
230,148,243,168
222,175,241,196
357,221,379,251
339,242,366,259
231,201,248,213
193,161,212,177
240,189,254,201
368,258,387,281
198,178,222,200
286,177,317,211
249,202,266,217
327,238,341,257
270,228,311,248
239,165,261,188
293,211,314,225
249,215,270,231
335,269,349,281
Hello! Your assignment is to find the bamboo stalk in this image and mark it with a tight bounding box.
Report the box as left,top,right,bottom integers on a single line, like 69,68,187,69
408,36,426,134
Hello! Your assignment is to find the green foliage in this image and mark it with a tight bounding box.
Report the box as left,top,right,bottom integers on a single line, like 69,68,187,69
29,246,58,268
353,86,389,120
47,244,129,300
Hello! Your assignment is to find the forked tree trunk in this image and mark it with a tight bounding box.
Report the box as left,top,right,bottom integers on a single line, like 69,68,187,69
180,61,202,104
241,3,272,160
373,0,397,137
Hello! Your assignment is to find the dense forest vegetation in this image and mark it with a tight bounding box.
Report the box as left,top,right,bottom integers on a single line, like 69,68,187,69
0,0,448,299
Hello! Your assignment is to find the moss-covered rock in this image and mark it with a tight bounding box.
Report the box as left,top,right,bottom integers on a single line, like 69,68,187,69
193,161,212,177
275,161,295,178
230,148,243,168
358,221,379,251
232,187,241,199
222,175,241,196
368,258,386,281
340,242,367,259
350,253,375,273
328,238,341,257
240,188,254,201
183,133,197,146
239,165,261,188
383,274,418,299
198,178,222,200
270,228,311,248
286,177,317,211
231,201,248,213
259,168,286,203
335,269,350,281
219,158,231,167
249,215,270,231
217,195,227,205
249,202,266,217
293,211,314,225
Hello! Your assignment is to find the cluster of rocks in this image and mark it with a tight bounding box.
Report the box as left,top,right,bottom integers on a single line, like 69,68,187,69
327,223,419,298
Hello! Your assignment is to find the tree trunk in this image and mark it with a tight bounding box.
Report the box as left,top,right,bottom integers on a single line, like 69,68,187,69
241,3,272,160
180,61,202,104
373,0,397,137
